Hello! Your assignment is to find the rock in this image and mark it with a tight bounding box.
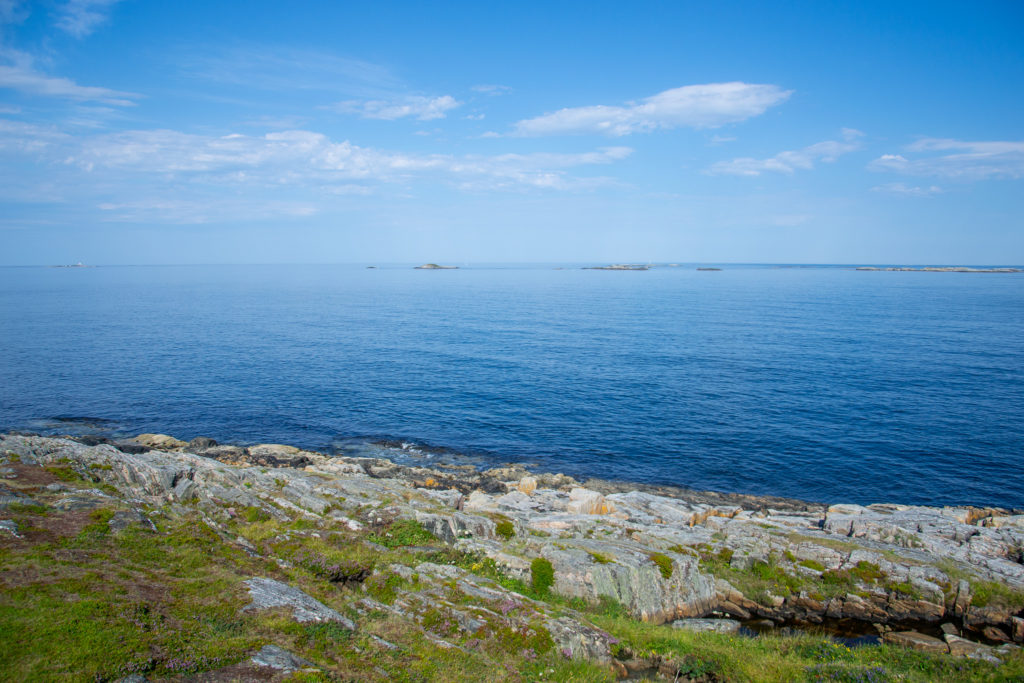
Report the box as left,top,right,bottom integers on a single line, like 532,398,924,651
941,622,960,637
134,434,187,450
0,519,20,538
108,509,153,532
883,630,948,654
242,577,356,628
250,644,315,672
671,618,741,634
114,675,148,683
250,443,300,455
517,476,538,495
983,626,1011,643
1011,616,1024,643
187,436,218,451
945,634,999,661
567,488,615,515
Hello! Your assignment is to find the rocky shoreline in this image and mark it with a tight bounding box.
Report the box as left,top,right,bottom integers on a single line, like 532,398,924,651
2,431,1023,680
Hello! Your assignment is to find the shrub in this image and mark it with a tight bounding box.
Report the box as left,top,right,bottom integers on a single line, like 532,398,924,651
531,557,555,595
495,520,515,540
649,553,673,579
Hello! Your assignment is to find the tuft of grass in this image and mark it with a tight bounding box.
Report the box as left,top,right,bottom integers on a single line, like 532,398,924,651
241,506,270,523
367,519,436,548
971,580,1024,610
531,557,555,595
495,520,515,540
588,551,613,565
649,553,673,579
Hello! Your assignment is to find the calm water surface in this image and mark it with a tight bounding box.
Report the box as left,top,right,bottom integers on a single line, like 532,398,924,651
1,264,1021,508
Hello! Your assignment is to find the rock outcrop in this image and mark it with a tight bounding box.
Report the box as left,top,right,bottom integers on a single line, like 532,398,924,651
2,430,1022,675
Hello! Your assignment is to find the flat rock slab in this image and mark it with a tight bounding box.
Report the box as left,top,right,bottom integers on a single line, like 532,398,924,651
671,618,741,634
251,644,315,672
243,577,355,628
883,630,948,654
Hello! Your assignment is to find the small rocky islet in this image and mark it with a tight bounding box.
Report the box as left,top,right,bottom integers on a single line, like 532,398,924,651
1,432,1022,681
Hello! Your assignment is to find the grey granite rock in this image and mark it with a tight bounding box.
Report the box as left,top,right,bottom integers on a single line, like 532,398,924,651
242,577,356,628
250,644,315,672
671,618,742,634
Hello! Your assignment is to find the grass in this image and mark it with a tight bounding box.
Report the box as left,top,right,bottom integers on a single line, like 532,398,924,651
531,557,555,595
649,552,673,579
367,519,437,548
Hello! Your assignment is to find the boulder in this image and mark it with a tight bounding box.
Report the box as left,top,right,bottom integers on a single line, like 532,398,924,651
517,476,538,495
567,488,615,515
250,644,315,672
134,434,187,450
671,618,741,634
883,631,947,654
242,577,355,627
945,634,999,661
187,436,218,451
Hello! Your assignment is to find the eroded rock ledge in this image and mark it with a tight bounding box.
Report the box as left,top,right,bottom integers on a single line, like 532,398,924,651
2,431,1022,676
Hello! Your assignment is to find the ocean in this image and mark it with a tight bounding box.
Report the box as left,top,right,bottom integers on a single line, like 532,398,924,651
1,263,1021,509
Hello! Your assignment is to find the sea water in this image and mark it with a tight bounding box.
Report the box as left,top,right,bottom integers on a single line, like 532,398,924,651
1,263,1021,508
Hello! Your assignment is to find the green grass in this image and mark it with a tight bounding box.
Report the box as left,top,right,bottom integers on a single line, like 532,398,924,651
531,557,555,595
588,551,613,564
367,519,436,548
649,553,673,579
495,520,515,540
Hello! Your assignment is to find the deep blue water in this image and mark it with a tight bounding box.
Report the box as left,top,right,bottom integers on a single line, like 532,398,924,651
1,264,1022,509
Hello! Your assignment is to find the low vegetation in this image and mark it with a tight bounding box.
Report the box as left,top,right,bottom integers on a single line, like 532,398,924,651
1,450,1022,682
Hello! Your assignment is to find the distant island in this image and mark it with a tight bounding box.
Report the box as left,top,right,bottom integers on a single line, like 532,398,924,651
856,266,1020,273
696,267,722,271
415,263,458,269
582,264,650,271
49,262,94,268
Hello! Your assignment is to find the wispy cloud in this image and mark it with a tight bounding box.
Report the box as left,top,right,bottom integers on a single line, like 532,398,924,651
471,84,511,96
512,82,792,137
54,0,122,38
707,128,863,176
178,46,401,97
329,95,461,121
871,182,943,197
47,127,633,193
869,138,1024,180
0,57,139,105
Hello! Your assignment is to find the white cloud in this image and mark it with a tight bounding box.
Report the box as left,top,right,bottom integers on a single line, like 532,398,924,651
0,118,70,151
54,127,632,193
0,60,138,105
54,0,122,38
330,95,461,121
707,129,863,176
871,182,943,197
868,138,1024,180
512,82,792,137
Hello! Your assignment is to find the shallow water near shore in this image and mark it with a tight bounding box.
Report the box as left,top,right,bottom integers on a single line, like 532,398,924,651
1,263,1022,508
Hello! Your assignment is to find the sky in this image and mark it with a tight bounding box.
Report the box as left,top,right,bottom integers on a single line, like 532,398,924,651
0,0,1022,265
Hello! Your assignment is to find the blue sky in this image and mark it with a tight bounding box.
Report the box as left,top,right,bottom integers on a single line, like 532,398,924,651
1,0,1022,264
